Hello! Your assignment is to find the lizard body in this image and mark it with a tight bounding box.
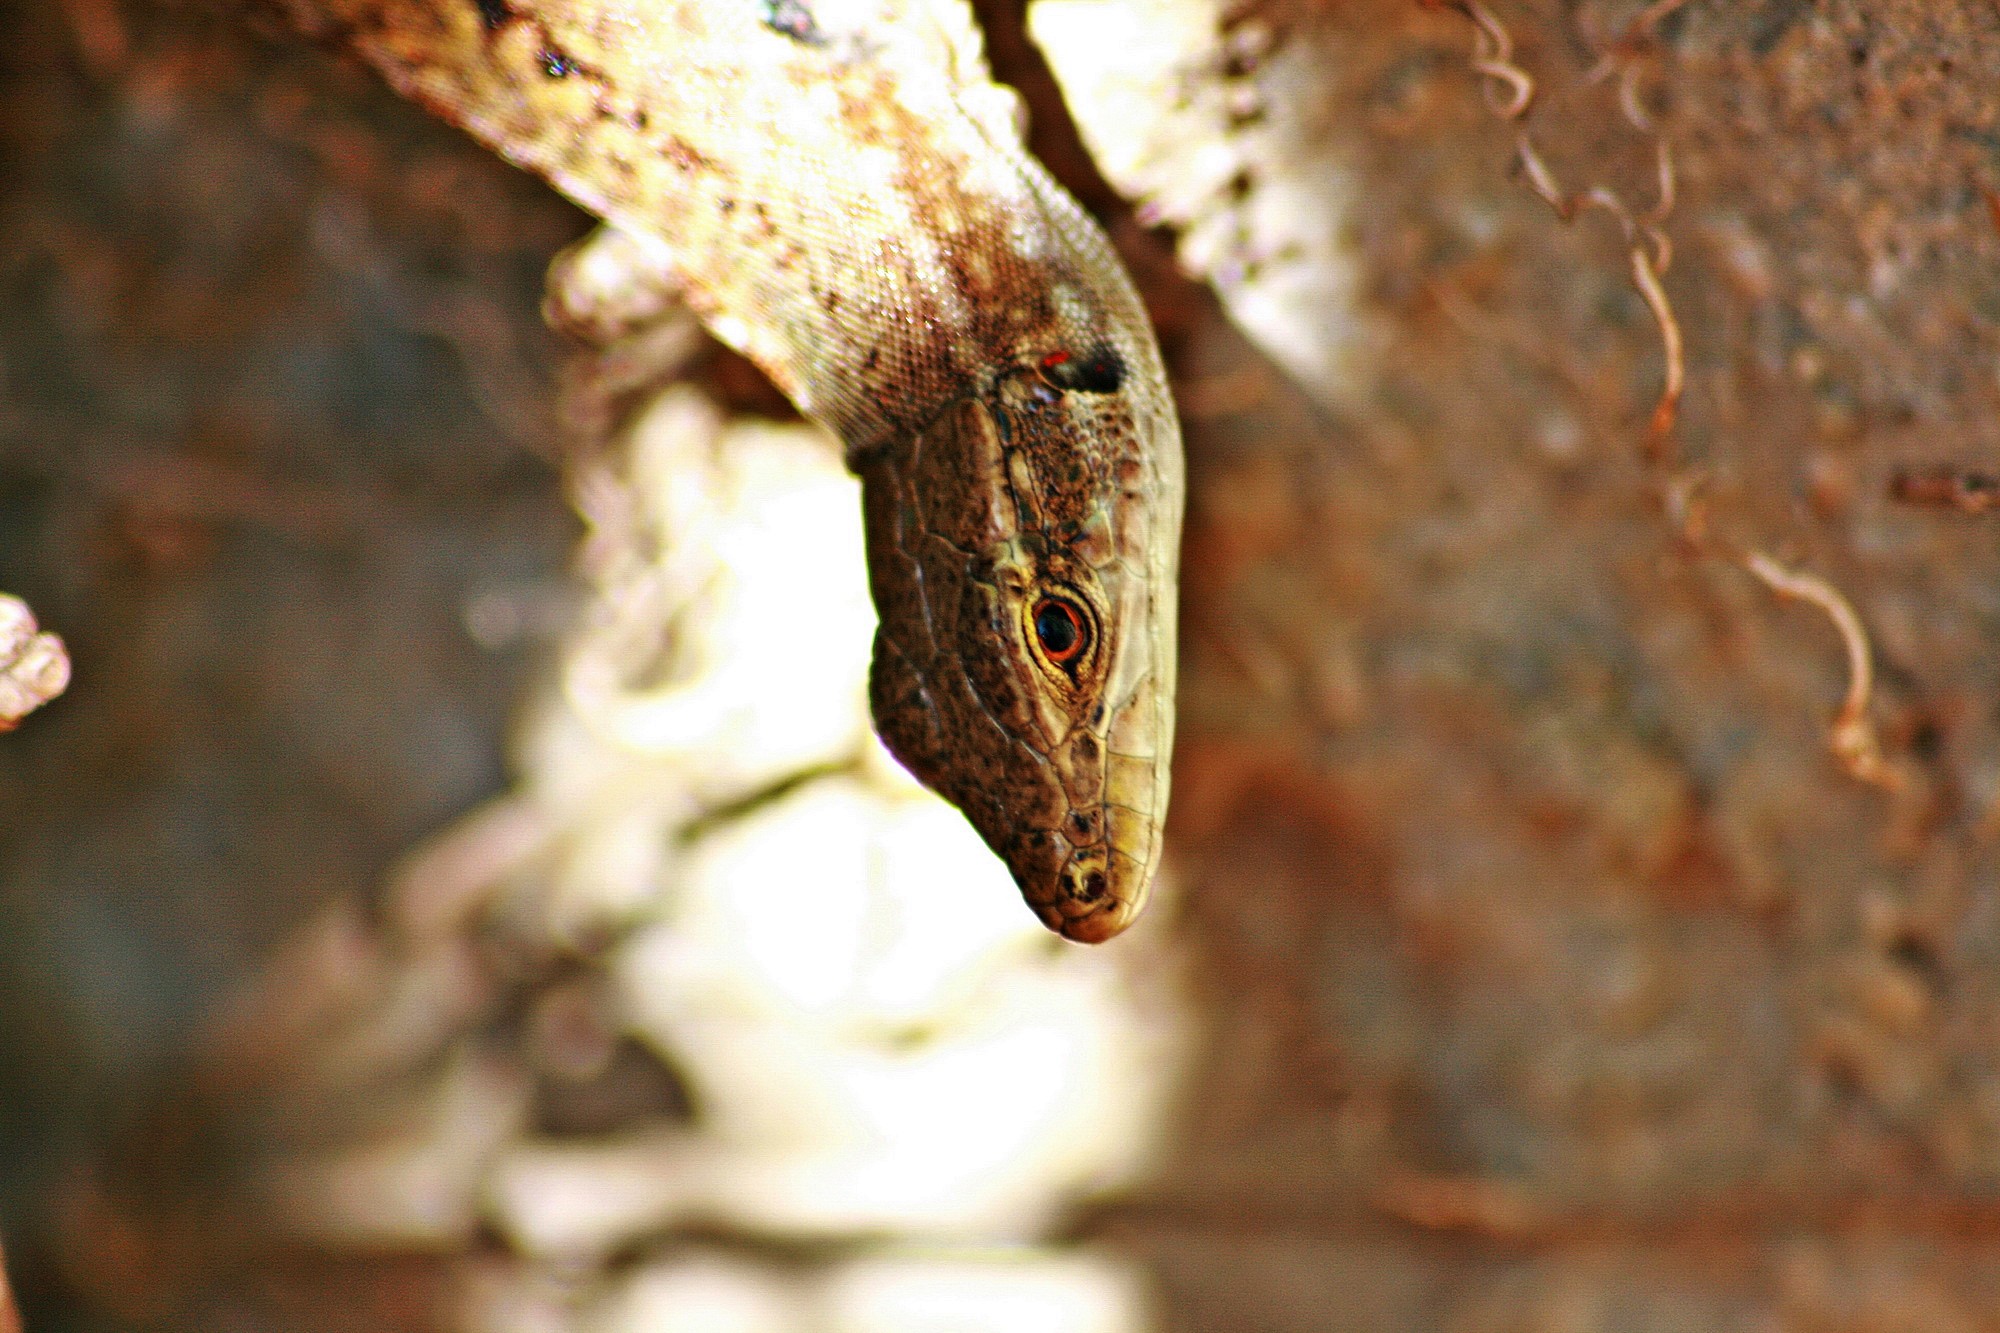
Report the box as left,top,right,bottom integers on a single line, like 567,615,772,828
286,0,1182,940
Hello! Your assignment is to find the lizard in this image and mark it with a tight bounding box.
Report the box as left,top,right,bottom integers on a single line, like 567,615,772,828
280,0,1184,942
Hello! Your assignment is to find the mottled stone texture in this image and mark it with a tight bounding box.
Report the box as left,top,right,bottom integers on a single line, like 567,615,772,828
1081,1,2000,1326
9,0,2000,1328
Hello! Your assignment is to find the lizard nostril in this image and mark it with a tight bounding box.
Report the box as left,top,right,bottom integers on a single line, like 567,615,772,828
1077,869,1107,902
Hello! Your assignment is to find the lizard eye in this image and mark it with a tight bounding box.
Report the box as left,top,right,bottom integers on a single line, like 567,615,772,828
1032,595,1090,665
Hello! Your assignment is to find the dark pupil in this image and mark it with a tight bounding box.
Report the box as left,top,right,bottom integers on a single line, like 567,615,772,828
1035,601,1081,657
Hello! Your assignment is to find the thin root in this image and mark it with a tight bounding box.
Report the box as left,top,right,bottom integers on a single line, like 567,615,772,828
1616,63,1653,133
1580,183,1634,232
1515,136,1683,451
1449,0,1536,118
1629,245,1683,447
1741,552,1900,791
1451,5,1687,461
1474,55,1535,119
1516,133,1573,217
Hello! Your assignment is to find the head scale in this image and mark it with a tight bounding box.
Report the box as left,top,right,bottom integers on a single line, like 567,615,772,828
856,347,1179,942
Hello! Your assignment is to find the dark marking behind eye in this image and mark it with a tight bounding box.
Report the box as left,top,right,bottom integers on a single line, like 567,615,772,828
1040,345,1124,395
474,0,511,29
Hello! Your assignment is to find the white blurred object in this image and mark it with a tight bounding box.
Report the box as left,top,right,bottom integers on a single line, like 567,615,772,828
821,1252,1148,1333
560,388,875,788
0,593,70,729
1029,0,1364,403
585,1251,1148,1333
585,1257,800,1333
513,384,882,944
490,778,1178,1253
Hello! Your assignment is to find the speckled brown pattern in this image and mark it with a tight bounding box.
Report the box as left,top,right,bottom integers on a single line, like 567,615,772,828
860,353,1177,940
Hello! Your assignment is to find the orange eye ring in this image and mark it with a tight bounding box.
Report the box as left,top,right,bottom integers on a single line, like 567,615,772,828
1032,596,1089,665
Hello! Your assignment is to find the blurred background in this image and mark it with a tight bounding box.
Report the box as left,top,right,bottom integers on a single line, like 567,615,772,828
8,0,2000,1328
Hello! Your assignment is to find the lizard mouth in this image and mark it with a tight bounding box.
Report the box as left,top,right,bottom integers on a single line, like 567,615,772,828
1030,817,1157,944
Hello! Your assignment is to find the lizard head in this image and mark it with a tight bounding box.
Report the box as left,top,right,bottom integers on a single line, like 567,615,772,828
856,349,1181,943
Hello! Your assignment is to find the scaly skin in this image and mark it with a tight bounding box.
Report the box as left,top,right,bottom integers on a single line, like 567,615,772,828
283,0,1183,940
